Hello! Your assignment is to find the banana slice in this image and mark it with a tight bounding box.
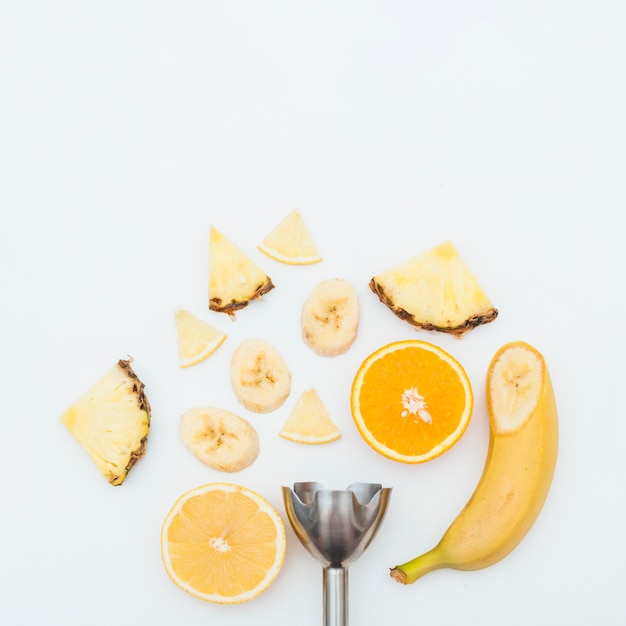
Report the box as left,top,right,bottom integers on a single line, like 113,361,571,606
301,278,360,357
230,338,291,413
180,407,260,473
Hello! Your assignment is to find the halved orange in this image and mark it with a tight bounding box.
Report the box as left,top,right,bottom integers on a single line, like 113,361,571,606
161,483,286,604
350,340,473,463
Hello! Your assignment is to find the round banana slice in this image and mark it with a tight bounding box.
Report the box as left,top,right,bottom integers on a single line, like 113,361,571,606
301,278,360,357
230,338,291,413
180,407,260,473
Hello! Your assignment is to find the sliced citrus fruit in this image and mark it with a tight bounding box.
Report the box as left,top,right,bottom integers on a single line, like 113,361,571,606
257,209,322,265
209,226,275,317
369,239,498,337
350,340,473,463
174,308,226,367
161,483,286,604
279,388,341,444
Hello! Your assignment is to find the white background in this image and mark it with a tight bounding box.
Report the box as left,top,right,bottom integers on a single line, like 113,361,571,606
2,2,625,624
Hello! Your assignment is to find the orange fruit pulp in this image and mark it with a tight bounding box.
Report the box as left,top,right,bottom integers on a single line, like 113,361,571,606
161,483,286,604
350,340,473,463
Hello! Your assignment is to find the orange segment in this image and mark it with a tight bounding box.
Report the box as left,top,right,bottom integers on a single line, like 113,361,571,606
350,340,473,463
174,308,226,368
257,210,322,265
161,483,286,604
279,388,341,444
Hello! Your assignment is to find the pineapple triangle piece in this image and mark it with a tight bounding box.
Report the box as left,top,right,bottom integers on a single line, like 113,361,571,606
369,239,498,337
279,388,341,444
209,226,275,317
174,308,226,368
257,209,322,265
60,359,151,486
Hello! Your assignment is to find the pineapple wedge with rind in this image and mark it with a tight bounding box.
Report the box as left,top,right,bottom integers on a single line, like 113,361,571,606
60,359,151,486
209,226,274,317
369,240,498,337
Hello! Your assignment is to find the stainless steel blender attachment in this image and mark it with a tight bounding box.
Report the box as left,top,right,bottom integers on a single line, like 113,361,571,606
282,482,392,626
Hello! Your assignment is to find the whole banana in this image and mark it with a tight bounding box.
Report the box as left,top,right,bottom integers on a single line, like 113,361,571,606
390,340,558,584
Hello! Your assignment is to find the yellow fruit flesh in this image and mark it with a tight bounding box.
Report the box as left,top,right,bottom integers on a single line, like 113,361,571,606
258,210,322,265
209,227,274,315
174,308,226,367
370,240,498,337
279,389,341,444
168,492,276,595
60,360,150,486
161,483,286,604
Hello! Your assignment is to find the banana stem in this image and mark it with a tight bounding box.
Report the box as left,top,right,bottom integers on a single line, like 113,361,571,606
390,547,444,584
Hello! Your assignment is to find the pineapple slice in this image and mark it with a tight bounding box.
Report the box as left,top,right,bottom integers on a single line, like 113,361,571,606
257,210,322,265
279,388,341,444
369,240,498,337
60,359,151,486
209,226,275,316
174,308,226,367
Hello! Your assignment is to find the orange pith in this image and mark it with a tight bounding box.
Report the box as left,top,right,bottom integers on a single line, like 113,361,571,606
161,483,286,604
351,340,473,463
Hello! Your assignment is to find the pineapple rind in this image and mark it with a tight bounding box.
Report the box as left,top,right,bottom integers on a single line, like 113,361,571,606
60,359,150,486
369,240,498,337
209,279,275,315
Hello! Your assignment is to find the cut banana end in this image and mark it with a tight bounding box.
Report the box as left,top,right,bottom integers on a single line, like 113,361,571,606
60,359,151,486
301,278,360,357
488,342,545,435
279,388,341,444
369,240,498,337
258,209,322,265
174,308,226,368
231,338,291,413
180,407,260,472
208,226,275,317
